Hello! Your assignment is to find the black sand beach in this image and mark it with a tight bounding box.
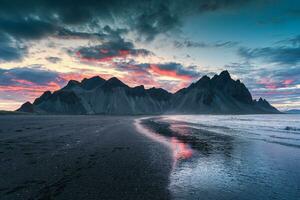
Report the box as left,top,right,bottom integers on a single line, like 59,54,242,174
0,115,172,200
140,115,300,200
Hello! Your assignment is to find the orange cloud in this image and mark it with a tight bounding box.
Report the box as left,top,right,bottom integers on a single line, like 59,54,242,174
0,82,61,98
150,64,194,81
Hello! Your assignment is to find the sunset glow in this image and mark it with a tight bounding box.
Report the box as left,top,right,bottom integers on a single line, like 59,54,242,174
0,0,299,111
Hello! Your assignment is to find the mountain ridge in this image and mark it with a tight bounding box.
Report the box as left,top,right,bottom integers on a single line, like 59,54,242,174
17,71,280,115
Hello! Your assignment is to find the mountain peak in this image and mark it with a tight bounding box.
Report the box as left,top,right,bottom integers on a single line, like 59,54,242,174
68,80,80,85
195,75,211,87
211,70,233,89
64,80,81,89
17,101,35,113
258,97,268,104
33,91,52,105
82,76,99,82
147,87,172,101
101,77,128,91
219,70,231,80
17,70,280,114
106,77,127,87
134,85,145,89
81,76,105,90
127,85,146,97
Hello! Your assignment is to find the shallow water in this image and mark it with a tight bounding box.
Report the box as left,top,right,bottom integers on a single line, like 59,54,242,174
139,114,300,200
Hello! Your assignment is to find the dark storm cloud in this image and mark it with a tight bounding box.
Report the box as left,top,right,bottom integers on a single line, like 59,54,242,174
56,26,129,44
0,33,27,61
131,0,259,40
174,40,239,48
134,3,180,41
46,57,62,63
0,0,258,42
0,17,58,40
0,66,61,86
56,29,105,40
75,38,152,62
238,46,300,65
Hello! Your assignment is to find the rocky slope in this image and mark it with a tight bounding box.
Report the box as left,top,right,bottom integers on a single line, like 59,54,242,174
17,71,280,114
170,71,279,114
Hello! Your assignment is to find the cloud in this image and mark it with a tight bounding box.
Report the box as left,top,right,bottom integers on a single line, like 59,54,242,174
0,66,64,104
148,63,200,80
0,17,58,40
75,39,152,62
56,26,128,41
133,3,180,41
0,60,200,95
227,35,300,108
266,67,300,89
0,66,63,86
0,0,258,42
56,29,105,40
277,34,300,47
115,61,200,82
46,57,62,63
0,1,263,63
0,66,103,107
0,66,103,88
238,46,300,65
117,62,200,92
238,36,300,65
286,35,300,47
0,33,27,62
221,61,300,110
226,61,300,89
174,40,238,49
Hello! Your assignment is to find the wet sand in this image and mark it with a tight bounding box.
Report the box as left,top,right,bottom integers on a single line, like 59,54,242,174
0,115,173,200
140,116,300,200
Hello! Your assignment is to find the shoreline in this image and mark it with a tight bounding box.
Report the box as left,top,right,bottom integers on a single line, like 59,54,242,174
2,114,299,199
0,115,173,200
139,115,300,200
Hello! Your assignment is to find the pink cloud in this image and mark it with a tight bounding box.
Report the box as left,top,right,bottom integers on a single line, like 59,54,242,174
150,64,194,81
282,79,294,86
258,78,278,89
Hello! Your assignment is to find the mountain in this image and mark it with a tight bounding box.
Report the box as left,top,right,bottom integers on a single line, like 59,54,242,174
170,71,279,114
17,71,280,115
18,76,171,115
285,109,300,114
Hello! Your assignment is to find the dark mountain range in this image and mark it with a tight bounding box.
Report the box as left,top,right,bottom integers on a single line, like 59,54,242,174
170,71,279,114
17,71,280,115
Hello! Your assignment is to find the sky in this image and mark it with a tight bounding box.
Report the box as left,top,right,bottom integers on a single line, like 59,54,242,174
0,0,299,111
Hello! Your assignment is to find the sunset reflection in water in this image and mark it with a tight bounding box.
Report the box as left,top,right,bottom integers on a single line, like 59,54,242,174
134,118,194,162
171,137,193,160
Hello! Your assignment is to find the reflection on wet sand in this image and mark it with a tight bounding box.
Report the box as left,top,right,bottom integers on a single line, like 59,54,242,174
137,115,300,200
140,117,235,159
171,137,193,160
135,117,193,163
